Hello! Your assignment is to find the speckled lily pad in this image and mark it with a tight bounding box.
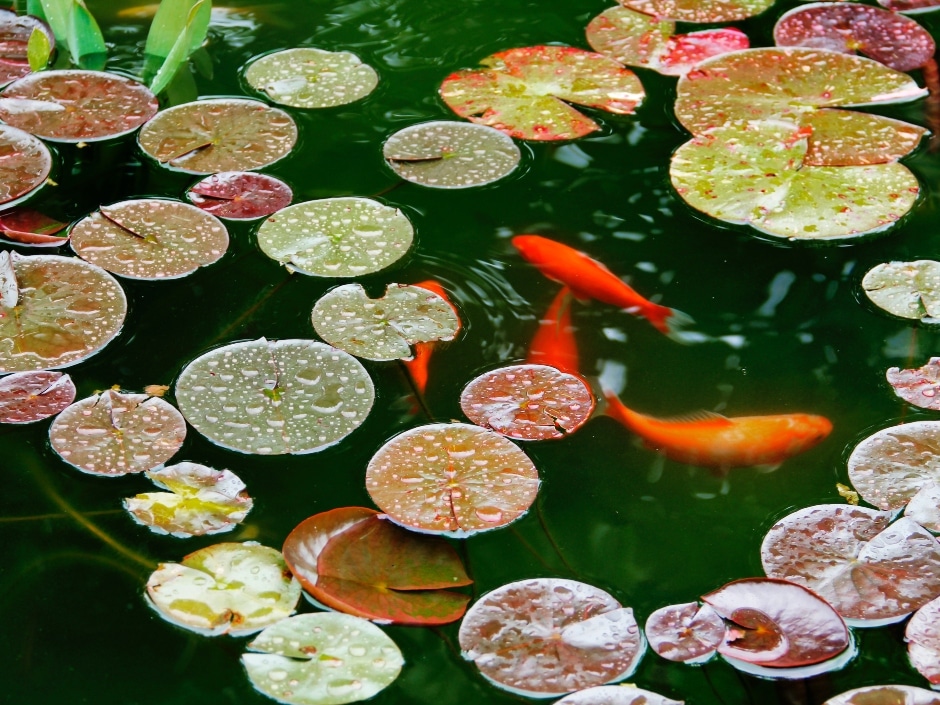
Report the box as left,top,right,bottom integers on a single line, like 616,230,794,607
555,686,683,705
907,596,940,686
887,358,940,409
644,602,725,663
620,0,774,22
878,0,940,12
0,124,52,210
905,482,940,533
862,261,940,321
0,11,53,86
187,171,292,220
0,209,67,246
824,685,940,704
0,370,75,423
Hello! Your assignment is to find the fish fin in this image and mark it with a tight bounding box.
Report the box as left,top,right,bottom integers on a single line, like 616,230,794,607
754,463,782,473
659,410,733,426
642,305,696,342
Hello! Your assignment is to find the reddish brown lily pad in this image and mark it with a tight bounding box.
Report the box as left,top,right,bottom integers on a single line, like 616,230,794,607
620,0,774,22
0,11,53,86
907,596,940,686
824,685,940,704
888,359,940,410
187,171,292,220
0,370,75,423
440,45,644,141
282,507,473,626
0,209,67,246
0,124,51,210
878,0,940,11
645,601,725,663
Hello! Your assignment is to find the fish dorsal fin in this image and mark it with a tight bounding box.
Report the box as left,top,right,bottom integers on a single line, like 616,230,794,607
658,410,733,426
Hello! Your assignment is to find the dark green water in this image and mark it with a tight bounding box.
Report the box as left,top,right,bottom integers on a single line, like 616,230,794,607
2,0,940,703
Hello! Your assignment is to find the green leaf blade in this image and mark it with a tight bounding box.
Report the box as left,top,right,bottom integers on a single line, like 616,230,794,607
26,27,52,71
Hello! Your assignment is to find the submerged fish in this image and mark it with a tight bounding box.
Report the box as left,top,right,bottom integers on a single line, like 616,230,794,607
512,234,690,339
403,279,459,395
526,286,579,376
604,391,832,471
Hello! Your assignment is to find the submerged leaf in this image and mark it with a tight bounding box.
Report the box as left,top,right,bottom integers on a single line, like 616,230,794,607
620,0,773,22
0,370,75,423
645,601,725,663
907,596,940,685
887,358,940,410
862,261,940,321
555,686,683,705
187,171,292,220
0,124,51,209
824,685,940,704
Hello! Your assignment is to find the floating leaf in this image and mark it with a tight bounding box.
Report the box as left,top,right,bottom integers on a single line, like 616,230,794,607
555,686,683,705
460,364,595,441
124,461,253,537
0,253,127,373
800,109,927,167
137,98,298,174
187,171,292,220
383,121,521,188
175,338,374,455
282,507,473,625
586,6,749,76
69,199,229,280
365,423,540,536
644,601,725,663
0,124,51,210
0,70,157,142
824,685,940,704
0,11,53,84
245,47,378,109
0,370,75,423
147,542,301,636
620,0,773,22
862,261,940,321
887,358,940,410
257,197,413,277
440,45,645,141
905,483,940,533
458,578,644,697
0,208,67,246
878,0,940,11
49,389,186,476
907,596,940,686
311,283,460,361
761,504,940,624
0,249,16,307
242,612,403,705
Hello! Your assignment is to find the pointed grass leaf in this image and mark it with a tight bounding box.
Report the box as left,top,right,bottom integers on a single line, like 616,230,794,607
49,389,186,476
175,338,374,455
383,121,521,188
244,47,378,109
0,124,51,209
555,686,684,705
144,0,210,60
147,542,301,636
862,261,940,321
242,612,403,705
69,198,229,280
187,171,292,220
0,253,126,373
0,370,75,423
366,423,539,536
887,358,940,410
137,98,297,174
148,0,209,96
907,596,940,685
458,578,644,697
311,283,460,361
619,0,773,22
440,45,645,141
0,208,67,246
124,461,253,537
760,504,940,624
459,364,595,441
824,685,940,704
257,197,413,277
28,0,68,44
68,0,105,69
905,483,940,533
644,601,724,663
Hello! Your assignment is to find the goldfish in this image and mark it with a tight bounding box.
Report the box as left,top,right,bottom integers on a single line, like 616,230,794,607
604,391,832,471
512,234,691,339
526,286,579,375
403,280,460,395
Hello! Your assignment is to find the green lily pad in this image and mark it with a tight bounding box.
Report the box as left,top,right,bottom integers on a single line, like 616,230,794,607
146,542,301,636
124,461,253,537
244,47,378,109
0,252,127,373
257,198,413,277
862,261,940,321
311,283,460,361
0,124,52,210
824,685,940,704
440,45,645,141
800,110,927,167
175,338,374,455
137,98,298,174
383,121,521,188
49,389,186,476
620,0,774,22
0,370,75,423
242,612,403,705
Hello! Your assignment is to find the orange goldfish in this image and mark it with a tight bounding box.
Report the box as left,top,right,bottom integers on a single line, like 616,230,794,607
512,234,690,339
403,280,459,395
526,287,579,375
604,391,832,471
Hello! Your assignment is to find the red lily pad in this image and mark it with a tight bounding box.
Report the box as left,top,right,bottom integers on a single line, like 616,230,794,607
587,6,749,76
774,3,935,72
887,359,940,410
907,596,940,686
282,507,473,626
761,504,940,624
620,0,774,22
187,171,292,220
0,124,52,210
555,686,683,705
526,287,579,376
365,423,540,536
0,70,157,142
459,363,595,441
702,577,849,667
878,0,940,11
0,209,67,246
825,685,940,704
645,601,725,663
440,45,645,141
0,370,75,423
0,11,53,86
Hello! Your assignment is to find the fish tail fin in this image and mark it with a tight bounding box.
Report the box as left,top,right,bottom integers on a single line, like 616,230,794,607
644,305,695,343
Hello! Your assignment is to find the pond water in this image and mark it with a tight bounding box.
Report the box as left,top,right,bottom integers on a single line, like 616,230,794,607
2,0,940,703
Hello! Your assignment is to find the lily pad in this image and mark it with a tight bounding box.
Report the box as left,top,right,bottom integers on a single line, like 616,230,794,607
124,461,253,537
49,389,186,476
644,601,725,663
887,358,940,410
244,47,378,109
760,504,940,624
311,283,460,361
702,577,849,667
800,110,927,167
878,0,940,11
257,197,413,277
137,98,298,174
242,612,403,705
555,686,683,705
0,70,157,142
175,338,374,455
0,209,67,246
440,45,645,141
0,11,53,86
586,6,749,76
383,121,521,188
905,483,940,533
862,261,940,321
824,685,940,704
619,0,774,22
146,542,301,636
0,124,52,210
458,578,644,697
774,3,935,72
0,370,75,423
187,171,292,220
907,596,940,686
459,363,595,441
402,280,460,395
365,423,540,536
282,507,473,625
0,252,127,373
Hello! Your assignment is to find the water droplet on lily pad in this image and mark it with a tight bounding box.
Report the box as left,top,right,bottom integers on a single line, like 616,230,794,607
862,261,940,321
555,685,683,705
620,0,774,22
0,10,54,87
824,685,940,704
0,125,51,210
887,358,940,410
187,171,292,220
906,595,940,686
645,601,724,663
0,370,75,423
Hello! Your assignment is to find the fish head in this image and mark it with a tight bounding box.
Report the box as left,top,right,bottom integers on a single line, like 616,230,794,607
786,414,833,453
511,234,549,261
